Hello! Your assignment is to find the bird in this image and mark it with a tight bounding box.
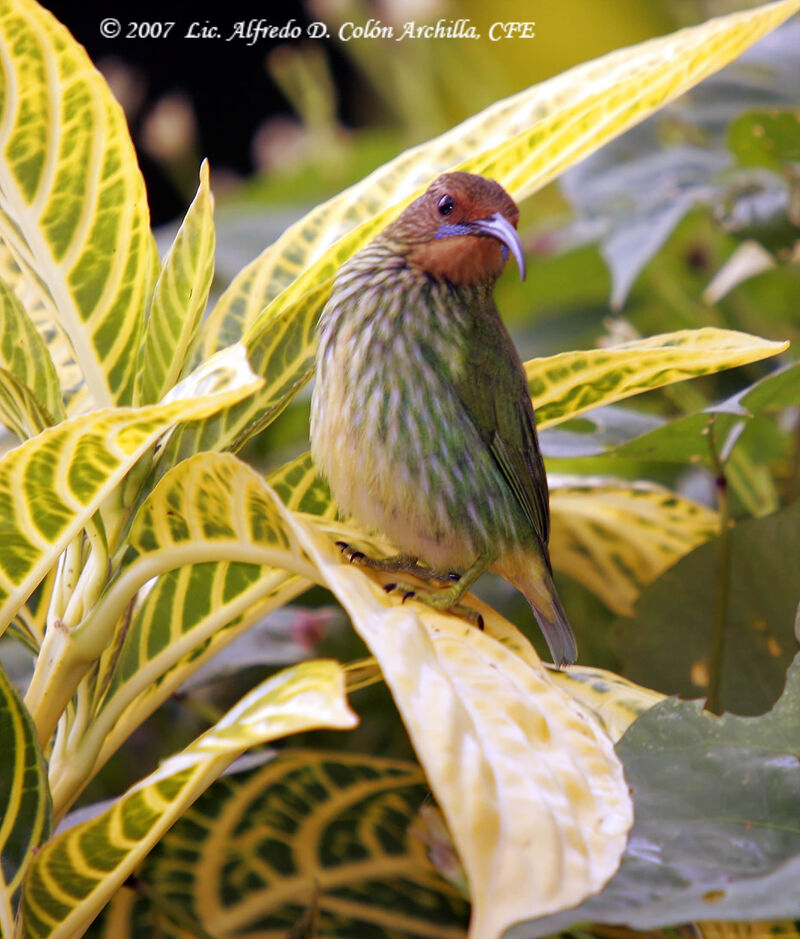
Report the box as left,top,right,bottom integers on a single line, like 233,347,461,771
310,171,576,666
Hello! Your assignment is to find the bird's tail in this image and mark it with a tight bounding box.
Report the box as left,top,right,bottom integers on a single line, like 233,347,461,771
493,549,577,667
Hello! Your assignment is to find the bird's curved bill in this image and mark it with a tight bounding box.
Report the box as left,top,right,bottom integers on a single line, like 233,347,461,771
471,212,526,280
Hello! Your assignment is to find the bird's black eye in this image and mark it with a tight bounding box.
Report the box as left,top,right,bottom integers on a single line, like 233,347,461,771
437,194,455,217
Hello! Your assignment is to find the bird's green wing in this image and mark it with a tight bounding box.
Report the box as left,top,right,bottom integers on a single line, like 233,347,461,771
452,307,551,549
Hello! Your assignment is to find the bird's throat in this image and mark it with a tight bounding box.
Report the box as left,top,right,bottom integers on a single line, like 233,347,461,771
407,234,505,286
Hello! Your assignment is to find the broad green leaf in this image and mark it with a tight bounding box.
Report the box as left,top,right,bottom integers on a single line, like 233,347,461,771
612,502,800,716
285,517,633,939
136,162,215,406
0,353,262,637
609,359,800,465
0,279,64,423
728,109,800,170
545,665,666,743
178,0,800,456
549,475,719,616
0,664,51,930
526,328,789,429
516,654,800,935
90,751,469,939
22,662,357,939
0,0,157,407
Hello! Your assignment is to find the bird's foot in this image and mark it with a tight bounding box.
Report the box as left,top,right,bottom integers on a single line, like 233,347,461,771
381,580,485,631
334,542,458,584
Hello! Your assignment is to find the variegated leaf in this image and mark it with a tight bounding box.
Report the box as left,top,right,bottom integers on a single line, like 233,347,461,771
50,453,318,814
22,662,358,939
549,475,720,616
544,665,666,743
0,365,53,440
528,328,789,429
0,0,157,408
65,569,310,818
0,278,63,424
0,663,51,932
0,238,88,416
136,161,215,406
90,751,468,939
268,448,337,519
0,358,262,637
285,516,633,939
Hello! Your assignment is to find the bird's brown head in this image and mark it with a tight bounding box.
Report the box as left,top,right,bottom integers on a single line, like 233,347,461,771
386,172,525,287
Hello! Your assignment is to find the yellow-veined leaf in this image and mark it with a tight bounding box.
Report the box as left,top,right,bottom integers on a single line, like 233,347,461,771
90,751,469,939
268,448,337,519
0,279,64,424
0,0,157,407
0,238,88,416
284,517,633,939
176,0,798,456
0,663,51,931
528,328,789,429
545,665,667,743
0,365,54,441
48,452,318,815
22,661,358,939
135,161,215,406
0,351,262,637
549,475,720,616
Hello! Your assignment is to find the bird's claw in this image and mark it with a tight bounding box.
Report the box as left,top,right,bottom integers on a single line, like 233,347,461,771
382,582,416,602
335,541,366,564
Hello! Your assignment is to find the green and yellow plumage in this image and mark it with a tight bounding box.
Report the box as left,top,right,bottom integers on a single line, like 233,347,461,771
311,172,576,666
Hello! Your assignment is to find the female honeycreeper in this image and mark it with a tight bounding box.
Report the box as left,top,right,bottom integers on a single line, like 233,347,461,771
310,172,577,666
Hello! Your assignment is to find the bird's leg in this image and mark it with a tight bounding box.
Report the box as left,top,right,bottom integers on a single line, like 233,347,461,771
335,542,458,584
382,553,492,629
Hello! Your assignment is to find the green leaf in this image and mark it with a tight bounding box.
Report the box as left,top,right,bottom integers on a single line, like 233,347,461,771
22,662,357,939
513,653,800,935
550,475,719,617
0,354,262,637
728,109,800,170
0,0,157,407
609,360,800,465
285,517,633,939
135,161,216,406
0,668,52,937
526,328,788,429
0,663,51,930
90,751,469,939
0,279,64,424
174,0,800,457
612,502,800,716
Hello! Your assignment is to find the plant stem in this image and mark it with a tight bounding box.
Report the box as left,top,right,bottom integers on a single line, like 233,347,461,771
707,420,731,715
